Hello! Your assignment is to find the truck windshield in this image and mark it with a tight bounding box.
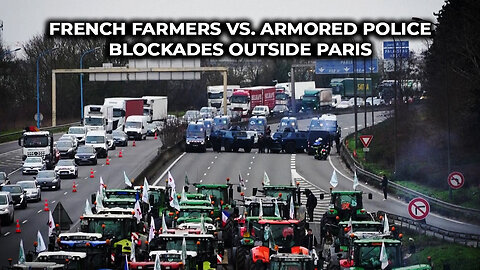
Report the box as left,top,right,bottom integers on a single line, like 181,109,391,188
84,117,103,126
357,245,400,268
208,92,223,99
248,119,266,131
125,122,142,129
276,93,288,100
86,136,105,144
279,120,297,132
112,109,123,118
231,95,248,104
24,136,49,147
87,219,132,239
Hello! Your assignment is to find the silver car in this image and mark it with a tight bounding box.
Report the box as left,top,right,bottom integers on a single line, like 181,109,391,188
17,181,41,202
0,191,14,225
22,157,46,174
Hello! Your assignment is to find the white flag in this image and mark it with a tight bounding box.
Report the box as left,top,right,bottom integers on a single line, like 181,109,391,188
380,241,389,269
289,195,295,219
100,176,106,191
259,199,264,218
169,187,180,211
161,213,168,233
18,239,25,264
124,171,132,187
346,217,353,234
48,210,55,237
330,170,338,188
148,216,156,243
200,214,207,234
181,237,187,265
239,173,246,190
85,199,93,215
36,231,47,253
130,238,136,262
154,253,161,270
167,171,176,190
142,177,150,204
383,214,390,234
263,171,271,186
181,186,188,202
353,170,359,190
134,200,142,224
274,199,280,217
95,190,104,210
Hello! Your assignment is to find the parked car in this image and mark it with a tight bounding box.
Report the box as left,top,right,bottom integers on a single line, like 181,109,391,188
68,126,87,144
112,130,128,147
17,181,41,202
55,140,76,159
106,134,116,150
0,185,27,209
54,159,78,178
0,172,10,186
252,105,270,116
336,100,351,109
22,157,46,175
271,105,290,117
35,170,61,190
348,97,365,107
0,191,14,225
74,145,98,165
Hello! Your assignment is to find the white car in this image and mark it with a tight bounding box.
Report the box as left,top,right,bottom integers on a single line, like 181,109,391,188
0,191,15,225
252,106,270,116
54,159,78,178
17,180,41,202
348,97,365,107
59,134,78,148
199,107,217,119
68,126,87,144
22,157,46,174
366,97,384,106
336,100,351,109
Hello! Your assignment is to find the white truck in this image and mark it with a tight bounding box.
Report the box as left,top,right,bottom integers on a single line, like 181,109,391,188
83,105,113,133
275,81,316,111
142,96,168,122
124,115,149,141
207,85,239,110
103,97,144,131
18,131,57,169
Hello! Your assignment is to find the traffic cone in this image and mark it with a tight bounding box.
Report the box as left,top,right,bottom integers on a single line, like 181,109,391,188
90,169,95,178
154,132,158,140
15,219,21,233
119,149,123,158
44,200,49,211
72,181,77,192
132,140,136,147
106,157,110,165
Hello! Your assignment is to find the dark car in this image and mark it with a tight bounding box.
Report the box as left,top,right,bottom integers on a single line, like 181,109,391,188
112,130,128,147
74,145,98,165
55,140,76,159
0,184,27,209
35,170,61,190
145,123,158,136
271,105,291,117
0,172,10,186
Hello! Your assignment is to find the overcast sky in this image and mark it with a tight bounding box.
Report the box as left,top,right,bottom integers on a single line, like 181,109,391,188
1,0,445,53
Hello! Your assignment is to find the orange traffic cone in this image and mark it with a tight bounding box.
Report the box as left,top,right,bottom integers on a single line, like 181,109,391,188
119,149,123,158
154,132,158,140
106,157,110,165
15,219,21,233
132,140,136,147
72,181,77,192
44,200,49,211
90,169,95,178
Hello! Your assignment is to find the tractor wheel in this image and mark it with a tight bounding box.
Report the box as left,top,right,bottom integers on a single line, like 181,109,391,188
248,256,266,270
223,218,234,248
235,246,248,270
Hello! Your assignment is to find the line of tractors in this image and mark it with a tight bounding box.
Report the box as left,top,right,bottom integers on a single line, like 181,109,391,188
10,177,433,270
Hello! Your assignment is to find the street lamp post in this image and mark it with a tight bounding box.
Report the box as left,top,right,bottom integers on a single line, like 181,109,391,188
36,47,58,128
80,47,100,122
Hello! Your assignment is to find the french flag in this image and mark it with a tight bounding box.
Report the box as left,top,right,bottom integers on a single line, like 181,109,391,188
222,210,230,227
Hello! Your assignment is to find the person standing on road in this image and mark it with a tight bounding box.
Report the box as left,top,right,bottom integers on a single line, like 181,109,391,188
382,174,388,200
302,228,318,252
306,189,317,222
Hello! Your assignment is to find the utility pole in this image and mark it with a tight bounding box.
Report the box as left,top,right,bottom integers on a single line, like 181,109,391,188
393,38,398,176
363,59,367,128
353,58,358,152
370,56,374,129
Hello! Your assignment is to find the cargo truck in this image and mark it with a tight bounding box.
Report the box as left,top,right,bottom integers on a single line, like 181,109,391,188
229,86,275,117
275,81,316,111
330,78,372,98
207,85,239,110
103,98,144,130
83,105,113,133
18,131,58,169
142,96,168,122
300,88,333,111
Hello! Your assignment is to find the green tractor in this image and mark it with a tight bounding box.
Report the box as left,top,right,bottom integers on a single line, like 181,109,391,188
270,253,315,270
339,238,432,270
56,232,111,269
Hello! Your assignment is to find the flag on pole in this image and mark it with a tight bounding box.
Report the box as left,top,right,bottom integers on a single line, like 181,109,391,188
380,241,389,269
148,216,155,243
181,186,188,202
124,254,129,270
18,239,25,264
263,171,271,186
289,196,295,219
353,170,359,190
48,210,55,237
239,173,246,190
124,171,132,187
36,231,47,253
330,170,338,188
274,199,280,217
154,253,161,270
185,173,189,186
142,177,150,204
259,199,264,218
346,217,353,234
167,171,176,190
85,199,93,215
200,214,207,234
162,213,168,233
169,187,180,211
130,238,136,262
95,190,104,210
100,176,106,190
134,200,142,224
181,237,187,265
221,211,230,227
383,214,389,234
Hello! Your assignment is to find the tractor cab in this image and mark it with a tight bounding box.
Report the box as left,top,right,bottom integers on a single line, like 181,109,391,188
243,196,288,219
102,197,136,210
174,205,215,225
56,232,109,268
104,189,139,199
261,185,301,206
323,190,372,222
36,251,87,270
270,253,314,270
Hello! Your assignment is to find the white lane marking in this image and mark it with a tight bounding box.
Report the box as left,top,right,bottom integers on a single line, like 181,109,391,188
252,156,255,159
64,192,68,195
153,152,186,185
37,210,42,214
22,220,28,224
250,161,253,164
7,167,22,176
248,167,251,170
207,167,211,170
101,164,105,167
246,179,249,183
214,156,218,159
4,232,11,236
200,180,203,183
350,126,355,128
203,173,207,176
247,173,250,176
211,161,214,164
0,148,21,157
52,200,56,204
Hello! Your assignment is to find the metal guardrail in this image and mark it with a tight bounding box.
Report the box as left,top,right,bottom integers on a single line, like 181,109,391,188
377,210,480,247
339,137,480,224
0,122,81,140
